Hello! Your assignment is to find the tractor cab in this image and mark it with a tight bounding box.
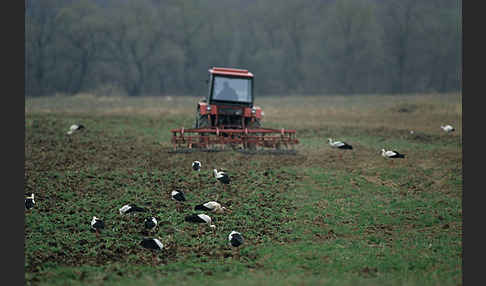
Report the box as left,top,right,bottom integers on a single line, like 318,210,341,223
207,67,254,107
196,67,261,129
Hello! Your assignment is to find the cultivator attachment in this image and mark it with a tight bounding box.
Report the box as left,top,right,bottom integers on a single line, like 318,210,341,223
169,127,299,154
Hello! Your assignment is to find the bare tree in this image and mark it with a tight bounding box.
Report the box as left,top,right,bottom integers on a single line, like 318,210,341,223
56,0,106,94
26,0,64,96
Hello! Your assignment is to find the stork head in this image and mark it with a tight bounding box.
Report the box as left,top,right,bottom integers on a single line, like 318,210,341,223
328,138,333,143
209,224,216,229
213,169,218,176
222,207,233,214
214,206,226,214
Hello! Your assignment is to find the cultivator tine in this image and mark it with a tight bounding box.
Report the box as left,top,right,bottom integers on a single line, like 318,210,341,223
169,127,299,154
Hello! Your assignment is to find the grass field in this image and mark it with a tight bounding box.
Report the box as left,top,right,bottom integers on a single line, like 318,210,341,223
25,93,462,285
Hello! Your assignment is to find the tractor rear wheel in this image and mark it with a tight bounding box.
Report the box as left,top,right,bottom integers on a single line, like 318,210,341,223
247,119,261,129
196,115,211,148
197,115,210,128
246,119,261,150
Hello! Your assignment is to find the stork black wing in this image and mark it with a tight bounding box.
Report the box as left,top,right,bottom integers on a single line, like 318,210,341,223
144,219,156,229
338,144,353,150
140,239,161,250
218,174,230,184
184,214,206,223
173,192,186,202
25,199,35,210
391,151,405,158
93,220,105,229
126,205,147,213
194,204,211,211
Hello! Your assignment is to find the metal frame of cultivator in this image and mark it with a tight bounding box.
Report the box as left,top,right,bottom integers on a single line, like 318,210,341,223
170,127,299,154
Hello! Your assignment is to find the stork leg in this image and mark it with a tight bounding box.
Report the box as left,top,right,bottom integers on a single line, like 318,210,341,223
218,185,225,200
231,248,241,260
152,252,157,265
198,173,201,189
197,225,204,237
226,184,232,197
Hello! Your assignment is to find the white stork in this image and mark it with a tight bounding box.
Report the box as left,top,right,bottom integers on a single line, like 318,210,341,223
194,201,227,214
90,216,105,237
144,217,158,232
228,231,244,247
328,138,353,159
184,213,216,229
171,190,186,202
25,193,35,210
192,161,201,171
441,125,455,133
228,231,244,258
381,149,405,165
192,161,202,187
140,237,164,264
213,169,231,194
328,138,353,150
119,204,147,215
67,124,85,135
171,190,187,212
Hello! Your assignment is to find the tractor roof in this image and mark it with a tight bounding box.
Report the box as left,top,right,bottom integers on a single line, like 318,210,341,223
209,67,254,78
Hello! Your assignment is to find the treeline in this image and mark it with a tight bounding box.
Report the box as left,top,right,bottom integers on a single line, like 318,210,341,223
25,0,462,96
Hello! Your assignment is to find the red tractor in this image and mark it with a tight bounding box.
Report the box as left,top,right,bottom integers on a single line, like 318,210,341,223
170,67,299,153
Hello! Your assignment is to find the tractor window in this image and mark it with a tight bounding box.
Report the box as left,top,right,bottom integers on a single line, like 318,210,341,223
212,76,252,103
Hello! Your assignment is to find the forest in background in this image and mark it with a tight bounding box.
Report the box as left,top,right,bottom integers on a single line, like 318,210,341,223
25,0,462,97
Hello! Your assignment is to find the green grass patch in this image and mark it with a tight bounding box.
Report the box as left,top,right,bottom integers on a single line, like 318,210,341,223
25,95,461,285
